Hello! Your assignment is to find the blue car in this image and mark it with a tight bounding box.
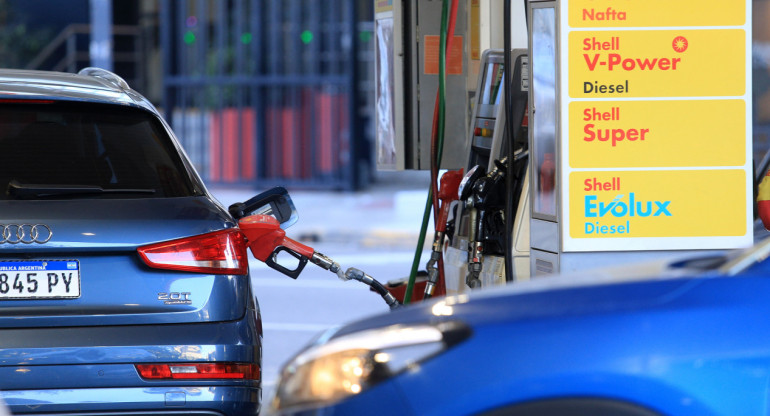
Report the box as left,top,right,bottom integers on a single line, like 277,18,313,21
0,68,271,415
266,238,770,416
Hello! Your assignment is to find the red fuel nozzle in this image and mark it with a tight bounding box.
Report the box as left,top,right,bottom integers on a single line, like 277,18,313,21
424,169,464,300
239,215,314,260
239,215,315,279
436,169,464,233
240,216,396,308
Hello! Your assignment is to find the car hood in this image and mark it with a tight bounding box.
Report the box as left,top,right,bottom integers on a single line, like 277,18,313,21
309,251,770,416
331,263,714,339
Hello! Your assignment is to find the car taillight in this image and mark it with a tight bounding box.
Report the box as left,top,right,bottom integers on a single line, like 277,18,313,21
136,363,260,380
137,229,248,275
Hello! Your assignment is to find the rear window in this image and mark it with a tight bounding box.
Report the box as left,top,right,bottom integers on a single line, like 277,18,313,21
0,101,195,199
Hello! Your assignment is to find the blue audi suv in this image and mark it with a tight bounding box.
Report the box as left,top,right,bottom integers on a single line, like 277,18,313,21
0,68,263,415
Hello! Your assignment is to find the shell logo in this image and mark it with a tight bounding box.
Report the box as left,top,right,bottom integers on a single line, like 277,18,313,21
672,36,688,53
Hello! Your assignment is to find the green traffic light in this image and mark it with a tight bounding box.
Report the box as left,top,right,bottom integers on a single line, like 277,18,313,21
241,33,253,45
184,31,196,44
300,30,313,44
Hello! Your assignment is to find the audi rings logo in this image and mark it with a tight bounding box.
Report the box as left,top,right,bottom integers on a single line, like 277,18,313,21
0,224,53,244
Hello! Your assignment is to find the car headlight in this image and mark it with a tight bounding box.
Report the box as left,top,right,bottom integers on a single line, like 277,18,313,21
271,321,471,411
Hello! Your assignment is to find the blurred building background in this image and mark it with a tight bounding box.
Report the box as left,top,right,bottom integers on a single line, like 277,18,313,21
5,0,770,190
0,0,375,190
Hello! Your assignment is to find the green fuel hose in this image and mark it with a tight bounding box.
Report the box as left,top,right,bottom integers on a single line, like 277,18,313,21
404,0,451,304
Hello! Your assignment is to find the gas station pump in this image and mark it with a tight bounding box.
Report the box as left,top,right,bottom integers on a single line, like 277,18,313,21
448,48,531,291
375,0,533,298
375,0,752,295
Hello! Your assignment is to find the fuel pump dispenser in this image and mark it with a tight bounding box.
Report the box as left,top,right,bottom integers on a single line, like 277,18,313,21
444,48,531,293
375,0,752,292
375,0,533,297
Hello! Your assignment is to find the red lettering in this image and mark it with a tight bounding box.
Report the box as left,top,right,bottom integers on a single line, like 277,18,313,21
636,58,658,70
604,55,682,71
583,125,650,146
583,107,619,121
582,8,627,21
584,54,601,71
584,177,621,191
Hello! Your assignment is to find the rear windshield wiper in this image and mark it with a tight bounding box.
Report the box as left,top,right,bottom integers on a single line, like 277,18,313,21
7,180,156,199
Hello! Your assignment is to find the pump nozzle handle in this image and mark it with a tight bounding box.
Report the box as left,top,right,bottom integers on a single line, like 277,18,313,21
239,214,315,279
435,170,464,233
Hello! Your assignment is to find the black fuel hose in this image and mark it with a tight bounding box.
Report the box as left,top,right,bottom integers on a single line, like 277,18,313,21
346,268,401,310
503,0,514,284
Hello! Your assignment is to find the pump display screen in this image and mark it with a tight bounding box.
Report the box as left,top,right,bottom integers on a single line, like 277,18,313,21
479,62,504,107
475,55,505,120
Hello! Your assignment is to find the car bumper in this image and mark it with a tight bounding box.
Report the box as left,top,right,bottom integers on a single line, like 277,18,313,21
4,386,260,416
0,308,262,416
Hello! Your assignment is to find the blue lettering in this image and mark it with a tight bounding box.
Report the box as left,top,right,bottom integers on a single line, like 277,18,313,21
654,201,672,216
584,221,630,234
611,202,628,217
583,193,670,218
585,195,598,217
637,201,652,217
598,194,623,217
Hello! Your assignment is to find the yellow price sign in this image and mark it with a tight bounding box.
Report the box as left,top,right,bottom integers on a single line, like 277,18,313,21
568,0,745,28
568,100,746,168
568,29,745,98
568,170,746,239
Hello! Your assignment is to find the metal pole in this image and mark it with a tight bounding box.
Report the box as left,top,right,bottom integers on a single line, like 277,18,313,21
253,0,266,181
160,0,173,126
347,0,362,190
89,0,113,71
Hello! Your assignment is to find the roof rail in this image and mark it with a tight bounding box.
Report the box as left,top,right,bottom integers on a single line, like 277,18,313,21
78,67,130,90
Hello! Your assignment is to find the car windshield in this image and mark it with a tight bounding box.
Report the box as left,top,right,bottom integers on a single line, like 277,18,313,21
0,101,195,199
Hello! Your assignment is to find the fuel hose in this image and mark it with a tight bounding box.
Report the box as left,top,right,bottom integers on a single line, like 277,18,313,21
404,0,457,304
431,0,459,295
503,0,514,283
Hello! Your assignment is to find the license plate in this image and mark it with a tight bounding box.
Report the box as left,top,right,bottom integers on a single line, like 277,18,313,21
0,260,81,299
